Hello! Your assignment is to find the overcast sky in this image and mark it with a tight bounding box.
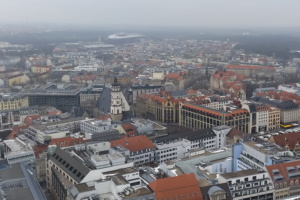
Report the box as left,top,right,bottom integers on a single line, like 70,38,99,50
0,0,299,28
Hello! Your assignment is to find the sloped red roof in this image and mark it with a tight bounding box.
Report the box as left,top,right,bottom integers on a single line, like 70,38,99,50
165,73,183,81
266,160,300,188
110,135,155,152
187,89,197,94
6,125,29,140
95,115,111,120
24,115,42,126
273,132,300,151
121,123,138,136
148,173,203,200
33,145,48,158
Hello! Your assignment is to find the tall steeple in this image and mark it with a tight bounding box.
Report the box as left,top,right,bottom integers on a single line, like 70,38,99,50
110,77,123,121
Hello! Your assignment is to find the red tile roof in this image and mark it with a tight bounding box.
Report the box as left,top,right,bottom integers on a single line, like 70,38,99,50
33,145,48,158
24,115,42,126
148,174,203,200
273,132,300,151
95,115,111,120
187,89,197,94
266,160,300,188
121,123,138,136
6,125,29,139
165,73,183,81
110,135,155,152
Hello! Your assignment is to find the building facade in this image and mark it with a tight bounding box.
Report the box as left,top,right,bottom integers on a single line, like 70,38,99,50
179,103,250,133
218,169,274,200
25,84,81,112
0,94,28,111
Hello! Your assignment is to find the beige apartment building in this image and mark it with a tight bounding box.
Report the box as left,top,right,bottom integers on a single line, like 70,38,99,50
268,106,280,130
0,94,29,110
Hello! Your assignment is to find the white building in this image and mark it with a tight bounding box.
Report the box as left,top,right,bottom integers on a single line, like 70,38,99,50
111,135,155,165
80,118,113,135
218,169,274,200
2,139,35,164
26,117,86,144
154,125,232,164
155,138,191,163
233,140,293,172
47,142,141,200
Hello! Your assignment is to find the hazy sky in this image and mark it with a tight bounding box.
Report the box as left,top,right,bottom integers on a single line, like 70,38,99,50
0,0,299,28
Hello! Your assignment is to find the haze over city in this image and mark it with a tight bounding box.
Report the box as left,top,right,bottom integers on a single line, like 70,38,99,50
1,1,300,200
1,0,300,28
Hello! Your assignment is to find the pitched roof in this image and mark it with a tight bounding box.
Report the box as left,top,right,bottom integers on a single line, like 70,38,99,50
33,145,48,158
148,173,203,200
226,128,246,139
273,132,300,151
182,103,249,118
50,148,90,183
165,73,183,81
266,160,300,187
110,135,155,152
121,123,138,136
97,87,111,113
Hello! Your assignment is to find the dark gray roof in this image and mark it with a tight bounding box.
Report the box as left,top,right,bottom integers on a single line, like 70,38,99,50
154,128,216,143
0,163,24,181
252,96,298,110
91,129,120,142
171,90,187,97
0,163,46,200
50,148,90,183
208,96,231,102
130,85,162,89
97,87,111,114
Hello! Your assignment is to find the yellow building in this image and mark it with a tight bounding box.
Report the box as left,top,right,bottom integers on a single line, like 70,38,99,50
8,73,30,86
108,76,131,86
268,106,280,130
0,94,29,110
31,66,51,74
136,93,184,124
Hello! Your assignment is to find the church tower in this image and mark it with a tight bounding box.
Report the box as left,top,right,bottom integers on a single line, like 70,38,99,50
110,77,123,121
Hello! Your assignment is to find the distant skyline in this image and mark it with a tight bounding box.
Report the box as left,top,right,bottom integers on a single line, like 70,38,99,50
0,0,299,29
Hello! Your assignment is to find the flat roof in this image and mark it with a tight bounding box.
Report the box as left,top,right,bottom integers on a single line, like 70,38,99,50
0,187,34,200
74,183,95,193
244,141,287,154
123,186,153,199
103,167,138,175
0,163,24,181
221,169,261,179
